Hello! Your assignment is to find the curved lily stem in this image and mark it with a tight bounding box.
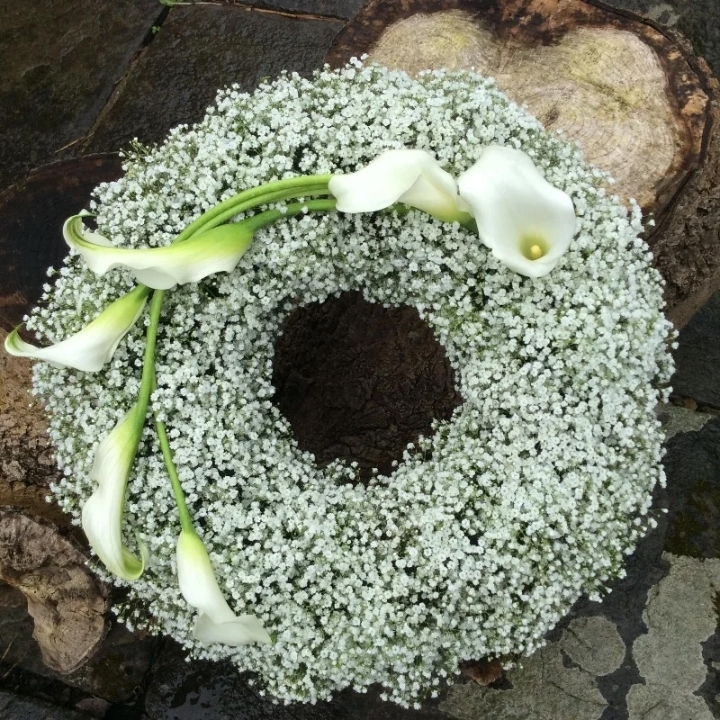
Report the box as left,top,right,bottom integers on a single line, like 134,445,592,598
189,184,332,239
242,197,338,233
174,175,332,243
137,289,166,408
152,378,193,533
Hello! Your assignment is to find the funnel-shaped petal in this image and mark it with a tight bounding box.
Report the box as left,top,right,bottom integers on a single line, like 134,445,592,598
5,285,150,372
177,528,271,646
82,404,147,581
329,149,470,223
64,216,255,289
458,146,576,278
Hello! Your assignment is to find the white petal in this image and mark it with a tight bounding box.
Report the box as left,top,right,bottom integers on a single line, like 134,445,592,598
329,149,466,222
458,145,576,278
4,285,149,372
194,613,272,647
176,529,271,646
64,216,255,289
81,404,147,580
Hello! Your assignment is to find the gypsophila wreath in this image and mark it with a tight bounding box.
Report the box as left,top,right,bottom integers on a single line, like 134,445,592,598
7,61,674,706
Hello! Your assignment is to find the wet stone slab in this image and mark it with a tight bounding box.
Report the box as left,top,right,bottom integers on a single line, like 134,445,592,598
657,403,716,440
0,581,157,706
627,554,720,720
662,414,720,559
144,640,449,720
0,692,87,720
0,0,160,193
670,292,720,410
84,5,344,156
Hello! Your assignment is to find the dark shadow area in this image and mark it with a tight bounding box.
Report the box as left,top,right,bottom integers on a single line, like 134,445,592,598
272,290,462,482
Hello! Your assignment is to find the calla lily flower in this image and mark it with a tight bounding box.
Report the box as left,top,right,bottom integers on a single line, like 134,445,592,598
64,215,255,290
329,149,472,224
457,145,576,278
177,528,271,646
4,285,150,372
82,403,148,581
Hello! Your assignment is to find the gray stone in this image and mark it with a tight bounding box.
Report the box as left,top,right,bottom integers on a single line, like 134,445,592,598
669,292,720,410
657,403,716,441
662,415,720,558
441,643,607,720
0,691,87,720
628,553,720,720
84,5,344,155
603,0,720,76
626,683,714,720
72,697,109,719
559,616,627,677
0,0,160,192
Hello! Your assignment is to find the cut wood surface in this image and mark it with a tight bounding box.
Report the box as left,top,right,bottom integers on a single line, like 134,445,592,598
0,509,109,674
326,0,720,326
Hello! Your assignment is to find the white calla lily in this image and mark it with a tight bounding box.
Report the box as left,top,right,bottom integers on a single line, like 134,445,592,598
82,403,148,581
329,149,471,224
458,145,576,278
4,285,150,372
177,528,271,646
64,215,255,290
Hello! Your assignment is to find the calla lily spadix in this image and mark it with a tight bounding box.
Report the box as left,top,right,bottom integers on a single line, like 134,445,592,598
82,402,148,581
64,215,255,290
329,149,473,225
4,285,150,372
458,145,577,278
177,528,272,646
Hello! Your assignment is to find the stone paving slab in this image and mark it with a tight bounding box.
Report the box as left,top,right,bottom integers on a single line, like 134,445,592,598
0,692,87,720
0,0,161,193
671,292,720,410
663,413,720,559
82,5,344,155
143,640,449,720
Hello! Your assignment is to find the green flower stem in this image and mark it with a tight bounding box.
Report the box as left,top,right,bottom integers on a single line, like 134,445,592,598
137,289,166,408
136,287,193,533
174,175,332,243
241,197,338,234
193,184,331,236
152,381,193,533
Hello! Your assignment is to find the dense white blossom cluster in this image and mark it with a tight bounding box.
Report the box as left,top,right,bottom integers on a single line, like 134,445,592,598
28,62,673,706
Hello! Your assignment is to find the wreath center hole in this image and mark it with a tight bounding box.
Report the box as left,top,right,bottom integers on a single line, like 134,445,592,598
272,290,463,484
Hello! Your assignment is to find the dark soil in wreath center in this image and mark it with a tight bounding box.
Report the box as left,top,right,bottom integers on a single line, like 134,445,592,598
272,290,463,483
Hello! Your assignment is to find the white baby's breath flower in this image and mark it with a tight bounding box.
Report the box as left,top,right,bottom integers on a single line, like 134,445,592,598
27,62,672,707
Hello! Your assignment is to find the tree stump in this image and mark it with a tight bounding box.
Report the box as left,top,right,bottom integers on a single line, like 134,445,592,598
326,0,720,328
